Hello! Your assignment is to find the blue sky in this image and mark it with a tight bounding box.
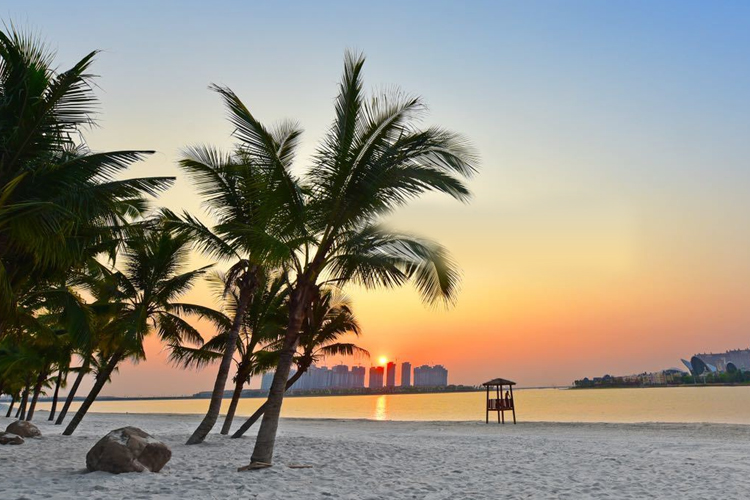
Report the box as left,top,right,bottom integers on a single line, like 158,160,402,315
5,1,750,394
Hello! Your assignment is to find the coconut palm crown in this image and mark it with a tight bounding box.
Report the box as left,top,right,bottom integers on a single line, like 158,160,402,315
249,51,477,466
0,27,173,325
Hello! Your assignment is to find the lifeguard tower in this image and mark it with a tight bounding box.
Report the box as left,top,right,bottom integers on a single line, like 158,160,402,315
483,378,516,424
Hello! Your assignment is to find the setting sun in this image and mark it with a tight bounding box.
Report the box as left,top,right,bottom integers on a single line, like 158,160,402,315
378,356,388,366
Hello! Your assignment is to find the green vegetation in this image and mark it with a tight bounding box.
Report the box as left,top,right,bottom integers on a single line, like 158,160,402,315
0,25,476,468
573,370,750,388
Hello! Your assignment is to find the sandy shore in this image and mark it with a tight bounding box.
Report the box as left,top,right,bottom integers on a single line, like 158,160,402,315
1,409,750,499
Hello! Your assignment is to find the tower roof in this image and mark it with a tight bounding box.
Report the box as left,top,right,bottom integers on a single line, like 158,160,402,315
482,378,516,386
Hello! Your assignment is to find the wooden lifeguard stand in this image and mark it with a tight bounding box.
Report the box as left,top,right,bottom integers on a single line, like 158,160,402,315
483,378,516,424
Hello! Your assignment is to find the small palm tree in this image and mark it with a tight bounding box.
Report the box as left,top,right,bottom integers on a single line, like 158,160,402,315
62,228,227,435
232,288,366,438
169,269,287,436
0,338,38,419
247,52,476,466
0,276,92,421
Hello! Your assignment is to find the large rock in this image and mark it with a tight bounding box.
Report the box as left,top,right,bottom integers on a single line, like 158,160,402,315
0,431,24,445
5,420,41,438
86,427,171,473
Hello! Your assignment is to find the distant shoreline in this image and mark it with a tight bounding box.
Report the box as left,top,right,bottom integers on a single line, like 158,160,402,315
6,385,566,402
570,383,750,389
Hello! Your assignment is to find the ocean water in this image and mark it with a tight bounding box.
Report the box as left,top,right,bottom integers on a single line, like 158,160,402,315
34,386,750,424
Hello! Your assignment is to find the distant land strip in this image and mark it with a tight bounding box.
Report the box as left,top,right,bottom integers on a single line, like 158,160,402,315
13,384,567,402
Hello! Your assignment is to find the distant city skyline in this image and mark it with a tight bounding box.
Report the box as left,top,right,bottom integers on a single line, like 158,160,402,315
261,361,449,391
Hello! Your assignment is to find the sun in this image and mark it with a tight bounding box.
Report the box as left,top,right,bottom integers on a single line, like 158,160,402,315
378,356,388,366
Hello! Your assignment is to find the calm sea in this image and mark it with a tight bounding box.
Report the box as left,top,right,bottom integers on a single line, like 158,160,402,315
34,387,750,425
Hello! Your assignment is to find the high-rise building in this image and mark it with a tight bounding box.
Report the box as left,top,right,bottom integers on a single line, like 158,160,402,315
332,364,351,388
261,369,297,390
401,362,412,387
351,366,366,388
386,362,396,387
369,366,384,389
433,365,448,386
414,364,449,387
294,365,332,390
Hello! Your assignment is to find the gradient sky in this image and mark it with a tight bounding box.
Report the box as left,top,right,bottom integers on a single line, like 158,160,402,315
7,1,750,395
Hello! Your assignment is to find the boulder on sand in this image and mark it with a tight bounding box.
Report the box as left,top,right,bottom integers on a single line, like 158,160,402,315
0,431,24,445
6,420,41,438
86,427,171,473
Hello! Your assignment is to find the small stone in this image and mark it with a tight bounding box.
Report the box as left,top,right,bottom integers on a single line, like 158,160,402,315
5,420,41,438
0,431,24,445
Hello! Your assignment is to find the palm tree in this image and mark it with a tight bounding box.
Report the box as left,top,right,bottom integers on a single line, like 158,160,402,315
0,283,86,422
232,288,365,438
165,85,306,445
170,269,287,436
0,27,173,329
62,228,227,435
0,339,32,417
54,348,99,425
246,51,477,466
2,378,24,417
42,323,77,422
53,260,119,425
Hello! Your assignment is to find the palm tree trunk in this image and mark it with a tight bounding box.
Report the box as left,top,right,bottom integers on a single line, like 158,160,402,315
220,374,246,435
48,369,64,421
248,286,310,465
186,284,252,445
17,377,31,420
232,367,305,438
5,394,16,417
26,367,48,421
56,359,89,425
63,351,122,436
15,394,23,418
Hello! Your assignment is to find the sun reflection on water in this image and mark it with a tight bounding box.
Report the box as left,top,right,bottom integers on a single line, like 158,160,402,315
373,395,388,420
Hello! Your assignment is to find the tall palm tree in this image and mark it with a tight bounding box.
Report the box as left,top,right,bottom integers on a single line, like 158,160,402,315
165,85,306,445
232,288,365,438
62,228,227,435
0,27,173,329
246,51,477,466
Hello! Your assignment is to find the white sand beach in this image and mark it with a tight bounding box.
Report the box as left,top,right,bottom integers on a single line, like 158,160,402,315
2,410,750,499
